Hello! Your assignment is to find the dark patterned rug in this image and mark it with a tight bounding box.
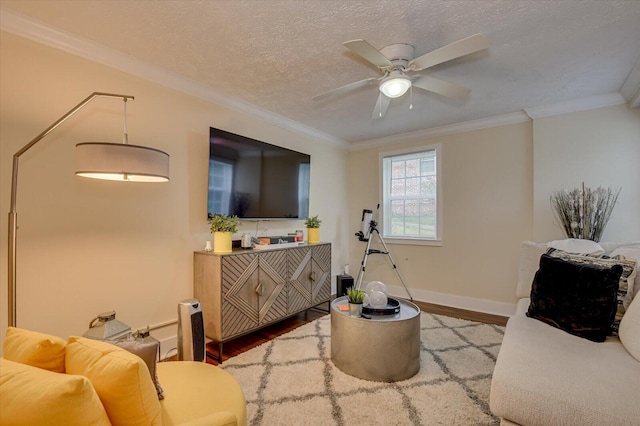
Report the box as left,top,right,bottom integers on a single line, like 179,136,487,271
222,313,504,425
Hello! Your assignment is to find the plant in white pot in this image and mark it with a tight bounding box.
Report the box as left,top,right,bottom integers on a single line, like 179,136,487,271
208,214,240,254
346,287,365,317
304,214,321,244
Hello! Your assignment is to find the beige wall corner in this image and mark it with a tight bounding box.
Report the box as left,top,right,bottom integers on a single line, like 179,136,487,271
533,104,640,243
348,122,534,308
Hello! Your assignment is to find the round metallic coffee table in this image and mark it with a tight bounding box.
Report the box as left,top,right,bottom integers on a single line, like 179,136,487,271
330,296,421,382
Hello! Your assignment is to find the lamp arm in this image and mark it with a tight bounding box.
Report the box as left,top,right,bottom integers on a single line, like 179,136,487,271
7,92,134,327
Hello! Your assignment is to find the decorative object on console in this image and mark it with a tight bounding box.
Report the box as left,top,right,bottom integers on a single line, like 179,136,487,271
304,214,321,244
550,182,621,242
527,253,623,342
208,213,240,254
6,92,170,328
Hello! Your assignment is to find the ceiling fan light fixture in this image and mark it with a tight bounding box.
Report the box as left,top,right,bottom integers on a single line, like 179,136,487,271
379,74,411,98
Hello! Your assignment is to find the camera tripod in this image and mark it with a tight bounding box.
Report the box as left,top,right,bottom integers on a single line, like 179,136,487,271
355,218,413,300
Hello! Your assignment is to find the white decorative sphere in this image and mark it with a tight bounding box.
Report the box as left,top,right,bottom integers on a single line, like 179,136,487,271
369,290,388,308
365,281,387,296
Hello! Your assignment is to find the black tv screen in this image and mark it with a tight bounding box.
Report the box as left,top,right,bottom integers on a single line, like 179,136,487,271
208,127,310,219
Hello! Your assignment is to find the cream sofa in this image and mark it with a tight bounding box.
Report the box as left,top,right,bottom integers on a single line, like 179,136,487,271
490,240,640,426
0,327,246,426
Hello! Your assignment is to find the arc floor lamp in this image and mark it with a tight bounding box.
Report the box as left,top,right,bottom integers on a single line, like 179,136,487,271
7,92,170,327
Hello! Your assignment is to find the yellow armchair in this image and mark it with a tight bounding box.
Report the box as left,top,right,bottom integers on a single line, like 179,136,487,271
0,327,246,426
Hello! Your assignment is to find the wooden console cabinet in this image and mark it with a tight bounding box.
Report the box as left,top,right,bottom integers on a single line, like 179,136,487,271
194,243,331,360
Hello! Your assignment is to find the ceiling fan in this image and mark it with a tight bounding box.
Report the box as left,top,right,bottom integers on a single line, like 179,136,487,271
313,34,490,119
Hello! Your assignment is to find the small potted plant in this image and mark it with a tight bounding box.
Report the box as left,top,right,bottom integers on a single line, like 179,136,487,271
208,213,241,254
346,287,365,317
304,214,321,244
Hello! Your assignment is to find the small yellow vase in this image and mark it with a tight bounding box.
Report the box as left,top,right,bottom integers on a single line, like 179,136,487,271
307,227,320,244
213,232,233,254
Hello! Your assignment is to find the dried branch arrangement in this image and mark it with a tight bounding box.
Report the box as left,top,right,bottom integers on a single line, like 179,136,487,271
550,183,621,242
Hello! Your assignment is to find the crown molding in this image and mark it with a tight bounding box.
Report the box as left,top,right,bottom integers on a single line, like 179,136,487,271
523,92,626,119
620,59,640,108
0,7,348,149
350,111,530,151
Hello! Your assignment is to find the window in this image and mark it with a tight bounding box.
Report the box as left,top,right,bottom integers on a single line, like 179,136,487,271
208,159,233,215
380,144,442,245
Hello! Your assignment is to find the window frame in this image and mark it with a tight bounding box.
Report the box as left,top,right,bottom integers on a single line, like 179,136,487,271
378,143,443,246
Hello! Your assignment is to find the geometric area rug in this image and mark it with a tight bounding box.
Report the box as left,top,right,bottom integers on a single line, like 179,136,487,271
221,313,505,425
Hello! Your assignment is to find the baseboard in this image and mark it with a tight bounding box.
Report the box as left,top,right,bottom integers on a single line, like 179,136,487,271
159,336,177,361
385,285,516,317
158,335,216,361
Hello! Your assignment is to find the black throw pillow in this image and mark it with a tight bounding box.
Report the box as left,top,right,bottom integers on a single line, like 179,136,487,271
527,254,622,342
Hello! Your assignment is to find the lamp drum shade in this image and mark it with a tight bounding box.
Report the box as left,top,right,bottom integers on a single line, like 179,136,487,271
76,142,169,182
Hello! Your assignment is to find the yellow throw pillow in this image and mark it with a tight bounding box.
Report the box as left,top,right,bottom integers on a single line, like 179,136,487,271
65,336,161,426
2,326,66,372
0,358,110,426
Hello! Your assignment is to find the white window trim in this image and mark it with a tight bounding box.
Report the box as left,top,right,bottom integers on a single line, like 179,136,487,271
378,143,443,247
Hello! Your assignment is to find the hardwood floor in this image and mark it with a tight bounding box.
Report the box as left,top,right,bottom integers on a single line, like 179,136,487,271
205,307,328,365
204,298,508,365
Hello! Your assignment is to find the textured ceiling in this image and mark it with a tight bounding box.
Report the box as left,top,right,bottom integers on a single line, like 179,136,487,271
1,0,639,145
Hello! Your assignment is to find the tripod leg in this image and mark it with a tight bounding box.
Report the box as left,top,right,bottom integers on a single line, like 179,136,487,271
376,232,414,300
355,236,374,290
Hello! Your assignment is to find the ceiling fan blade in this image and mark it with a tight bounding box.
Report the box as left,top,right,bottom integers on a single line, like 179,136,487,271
372,93,391,119
409,33,490,71
313,78,377,102
344,39,393,69
412,75,471,99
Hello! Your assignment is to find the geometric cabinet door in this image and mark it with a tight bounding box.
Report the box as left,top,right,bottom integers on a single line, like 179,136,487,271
220,250,287,339
288,244,331,314
194,242,331,347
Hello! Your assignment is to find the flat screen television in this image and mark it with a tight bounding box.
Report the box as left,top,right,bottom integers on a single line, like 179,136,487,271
208,127,310,219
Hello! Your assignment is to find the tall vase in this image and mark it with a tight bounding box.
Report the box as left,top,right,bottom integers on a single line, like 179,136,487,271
213,232,233,254
307,227,320,244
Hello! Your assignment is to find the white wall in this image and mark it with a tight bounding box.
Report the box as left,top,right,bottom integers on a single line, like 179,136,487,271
533,104,640,242
0,32,350,353
348,122,533,313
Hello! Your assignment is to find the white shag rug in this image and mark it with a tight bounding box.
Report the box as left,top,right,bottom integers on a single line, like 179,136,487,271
221,312,504,426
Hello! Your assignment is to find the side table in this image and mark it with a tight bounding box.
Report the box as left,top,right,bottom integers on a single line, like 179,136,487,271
330,296,421,382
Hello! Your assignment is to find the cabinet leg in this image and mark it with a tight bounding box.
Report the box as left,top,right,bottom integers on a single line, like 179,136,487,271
310,301,330,313
205,341,223,364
